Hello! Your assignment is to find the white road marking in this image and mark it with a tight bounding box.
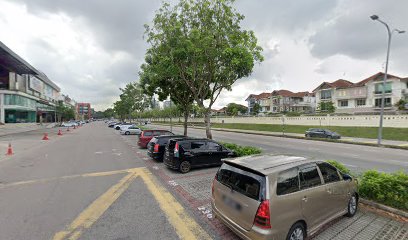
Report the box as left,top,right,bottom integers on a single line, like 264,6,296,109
343,164,357,168
94,152,103,154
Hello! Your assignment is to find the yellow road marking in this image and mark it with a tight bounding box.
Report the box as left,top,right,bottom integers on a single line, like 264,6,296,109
138,169,212,240
52,169,139,240
398,143,408,147
0,168,137,189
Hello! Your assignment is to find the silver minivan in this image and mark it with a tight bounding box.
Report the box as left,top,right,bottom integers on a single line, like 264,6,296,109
211,155,358,240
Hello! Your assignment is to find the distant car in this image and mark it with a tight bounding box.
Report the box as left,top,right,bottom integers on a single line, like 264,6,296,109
211,155,358,240
61,122,78,127
114,123,131,130
163,138,235,173
108,122,117,128
305,128,341,139
147,135,186,161
120,125,142,135
138,130,174,148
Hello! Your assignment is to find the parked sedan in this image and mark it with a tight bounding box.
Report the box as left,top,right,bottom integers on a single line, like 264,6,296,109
147,135,186,161
305,128,341,139
120,125,142,135
163,138,235,173
108,122,117,128
211,155,358,240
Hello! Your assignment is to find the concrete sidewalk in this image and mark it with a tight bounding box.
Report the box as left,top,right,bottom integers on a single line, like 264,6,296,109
0,123,56,137
155,123,408,149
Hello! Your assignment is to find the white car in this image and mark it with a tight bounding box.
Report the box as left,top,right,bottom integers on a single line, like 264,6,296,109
61,122,78,127
120,125,142,135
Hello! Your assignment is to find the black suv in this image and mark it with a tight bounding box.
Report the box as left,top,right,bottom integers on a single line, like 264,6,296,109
147,135,186,161
164,138,235,173
305,128,341,139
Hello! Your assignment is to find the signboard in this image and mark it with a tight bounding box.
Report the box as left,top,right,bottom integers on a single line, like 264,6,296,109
29,76,43,93
44,84,53,98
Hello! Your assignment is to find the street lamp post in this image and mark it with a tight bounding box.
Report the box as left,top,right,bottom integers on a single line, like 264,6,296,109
370,15,405,145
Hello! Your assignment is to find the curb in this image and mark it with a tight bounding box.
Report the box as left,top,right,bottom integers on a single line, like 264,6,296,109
360,198,408,219
153,123,408,151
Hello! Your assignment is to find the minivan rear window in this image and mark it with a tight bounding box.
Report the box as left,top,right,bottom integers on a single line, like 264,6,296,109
217,163,265,201
143,131,152,137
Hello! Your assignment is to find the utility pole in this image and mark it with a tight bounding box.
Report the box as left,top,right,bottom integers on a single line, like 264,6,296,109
370,15,405,145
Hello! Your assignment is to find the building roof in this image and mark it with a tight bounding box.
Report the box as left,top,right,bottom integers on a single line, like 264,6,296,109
312,79,353,92
245,92,271,101
0,41,38,75
0,41,61,91
272,89,293,97
271,90,314,98
354,72,402,87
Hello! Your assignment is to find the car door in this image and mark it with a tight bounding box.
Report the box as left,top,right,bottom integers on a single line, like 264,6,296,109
298,163,330,231
206,141,227,165
189,140,208,166
317,162,349,215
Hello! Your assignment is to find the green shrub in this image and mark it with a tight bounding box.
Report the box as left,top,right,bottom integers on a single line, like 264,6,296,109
358,170,408,211
326,160,351,174
220,142,262,157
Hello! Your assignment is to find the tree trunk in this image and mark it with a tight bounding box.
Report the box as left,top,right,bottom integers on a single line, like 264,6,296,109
183,111,189,136
204,111,212,139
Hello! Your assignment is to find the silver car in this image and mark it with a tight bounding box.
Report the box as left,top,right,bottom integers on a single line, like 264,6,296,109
211,155,358,240
119,125,142,135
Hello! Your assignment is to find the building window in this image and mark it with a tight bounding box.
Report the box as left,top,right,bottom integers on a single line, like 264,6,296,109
320,89,332,99
375,83,392,94
375,98,392,107
356,99,366,106
338,100,348,107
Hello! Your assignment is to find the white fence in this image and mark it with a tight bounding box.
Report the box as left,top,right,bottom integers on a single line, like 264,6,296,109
163,115,408,128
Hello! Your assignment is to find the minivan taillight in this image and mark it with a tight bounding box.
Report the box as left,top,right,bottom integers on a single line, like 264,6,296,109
254,200,271,229
154,144,159,152
174,142,179,157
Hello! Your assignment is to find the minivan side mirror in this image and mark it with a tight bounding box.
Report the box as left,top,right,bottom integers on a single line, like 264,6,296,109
343,174,352,181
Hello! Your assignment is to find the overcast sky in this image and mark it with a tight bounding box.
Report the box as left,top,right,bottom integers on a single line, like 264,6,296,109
0,0,407,110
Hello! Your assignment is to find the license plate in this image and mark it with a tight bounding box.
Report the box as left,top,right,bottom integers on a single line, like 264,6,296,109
222,195,242,211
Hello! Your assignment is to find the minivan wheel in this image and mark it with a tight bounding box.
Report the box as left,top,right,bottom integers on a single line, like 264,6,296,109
287,223,305,240
179,161,191,173
346,194,358,217
125,131,130,135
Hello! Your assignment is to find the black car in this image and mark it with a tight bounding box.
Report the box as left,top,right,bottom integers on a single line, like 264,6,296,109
305,128,341,139
147,135,186,161
164,138,235,173
108,122,117,128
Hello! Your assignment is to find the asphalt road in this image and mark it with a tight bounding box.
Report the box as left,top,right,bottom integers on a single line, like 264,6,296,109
153,124,408,173
0,123,201,240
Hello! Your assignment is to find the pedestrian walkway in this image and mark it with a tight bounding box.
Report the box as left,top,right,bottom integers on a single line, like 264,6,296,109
0,123,55,137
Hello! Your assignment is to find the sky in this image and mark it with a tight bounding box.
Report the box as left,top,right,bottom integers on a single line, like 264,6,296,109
0,0,407,111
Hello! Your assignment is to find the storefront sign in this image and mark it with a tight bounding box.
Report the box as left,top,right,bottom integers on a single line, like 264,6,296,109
29,76,43,93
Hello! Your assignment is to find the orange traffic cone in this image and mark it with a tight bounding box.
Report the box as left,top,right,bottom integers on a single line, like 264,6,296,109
42,133,49,140
57,129,63,136
5,143,13,156
67,127,70,132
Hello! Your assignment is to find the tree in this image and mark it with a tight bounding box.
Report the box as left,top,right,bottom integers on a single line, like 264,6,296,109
139,53,194,135
56,102,75,123
319,101,335,113
120,83,150,121
103,108,115,118
144,0,263,139
395,99,407,110
252,103,261,115
226,103,247,116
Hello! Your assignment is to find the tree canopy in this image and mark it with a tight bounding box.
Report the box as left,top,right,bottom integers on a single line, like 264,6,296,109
144,0,263,138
